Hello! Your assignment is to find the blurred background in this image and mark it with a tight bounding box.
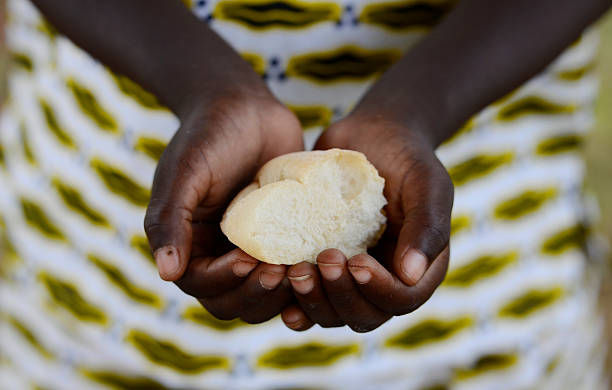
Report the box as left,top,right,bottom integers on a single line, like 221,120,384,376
0,1,611,387
590,13,612,258
3,12,607,251
590,11,612,260
588,10,612,385
0,16,609,252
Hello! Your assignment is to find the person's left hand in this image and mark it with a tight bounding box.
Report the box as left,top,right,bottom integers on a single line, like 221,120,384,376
280,111,453,332
144,73,304,324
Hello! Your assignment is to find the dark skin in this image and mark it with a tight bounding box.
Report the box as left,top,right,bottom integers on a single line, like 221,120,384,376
33,0,612,331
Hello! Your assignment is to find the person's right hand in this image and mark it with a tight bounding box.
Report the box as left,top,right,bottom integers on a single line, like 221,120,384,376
144,76,304,324
281,110,453,332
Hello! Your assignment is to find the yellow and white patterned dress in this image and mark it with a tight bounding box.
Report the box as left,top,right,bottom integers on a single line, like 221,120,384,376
0,0,608,389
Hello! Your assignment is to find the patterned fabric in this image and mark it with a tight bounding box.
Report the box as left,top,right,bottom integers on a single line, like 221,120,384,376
0,0,608,389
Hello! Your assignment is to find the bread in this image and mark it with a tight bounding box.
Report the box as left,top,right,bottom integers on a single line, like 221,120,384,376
220,148,387,265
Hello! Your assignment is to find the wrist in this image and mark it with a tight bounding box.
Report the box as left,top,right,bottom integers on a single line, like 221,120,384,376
174,60,272,122
352,86,447,149
321,108,436,163
346,102,438,151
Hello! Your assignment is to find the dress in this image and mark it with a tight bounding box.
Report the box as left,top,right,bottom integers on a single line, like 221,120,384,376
0,0,608,389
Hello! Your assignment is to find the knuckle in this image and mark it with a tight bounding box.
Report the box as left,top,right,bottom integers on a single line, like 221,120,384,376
242,293,263,308
317,122,351,150
147,202,192,227
408,207,451,235
302,305,344,328
143,222,164,243
402,302,424,315
392,298,422,316
424,222,451,250
304,301,320,312
174,278,199,298
144,204,194,248
175,266,215,298
240,316,259,325
143,209,163,236
404,210,451,258
240,312,269,324
243,285,275,308
433,158,454,189
441,170,455,195
327,291,354,307
319,319,344,328
175,151,211,186
144,203,180,232
347,253,372,268
384,290,419,315
348,320,382,333
200,300,237,321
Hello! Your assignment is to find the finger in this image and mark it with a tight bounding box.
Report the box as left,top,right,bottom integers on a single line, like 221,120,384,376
287,262,344,328
317,249,391,333
144,131,213,281
175,249,258,298
202,263,293,323
313,122,350,151
190,222,232,258
281,304,315,332
393,158,454,286
348,247,449,315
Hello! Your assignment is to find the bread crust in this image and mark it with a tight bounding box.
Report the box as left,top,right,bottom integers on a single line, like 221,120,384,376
220,149,387,264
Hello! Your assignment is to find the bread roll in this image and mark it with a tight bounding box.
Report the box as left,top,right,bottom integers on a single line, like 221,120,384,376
220,148,387,265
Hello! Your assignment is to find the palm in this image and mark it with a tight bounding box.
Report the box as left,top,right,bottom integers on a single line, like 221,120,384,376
146,91,302,271
316,117,450,266
145,92,304,323
279,114,454,332
175,95,304,258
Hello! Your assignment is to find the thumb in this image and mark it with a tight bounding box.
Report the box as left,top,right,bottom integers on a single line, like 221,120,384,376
144,135,211,282
313,122,351,151
392,158,454,286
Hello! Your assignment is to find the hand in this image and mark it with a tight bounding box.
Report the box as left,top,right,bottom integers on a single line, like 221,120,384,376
281,111,453,332
145,79,304,323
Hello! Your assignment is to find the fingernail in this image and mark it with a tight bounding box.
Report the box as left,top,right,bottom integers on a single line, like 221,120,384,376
401,249,428,285
288,275,314,294
259,271,284,290
232,260,258,277
348,266,371,284
318,263,342,281
154,246,180,280
283,309,302,324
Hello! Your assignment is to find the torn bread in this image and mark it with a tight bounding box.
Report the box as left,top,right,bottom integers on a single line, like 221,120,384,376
220,148,387,265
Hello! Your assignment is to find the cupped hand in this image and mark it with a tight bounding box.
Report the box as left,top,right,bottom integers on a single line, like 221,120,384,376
281,112,453,332
145,80,304,323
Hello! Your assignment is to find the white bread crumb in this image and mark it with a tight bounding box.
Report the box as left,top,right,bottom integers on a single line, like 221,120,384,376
220,148,387,265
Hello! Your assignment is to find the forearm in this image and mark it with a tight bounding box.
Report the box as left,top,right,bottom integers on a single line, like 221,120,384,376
355,0,612,147
31,0,265,117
